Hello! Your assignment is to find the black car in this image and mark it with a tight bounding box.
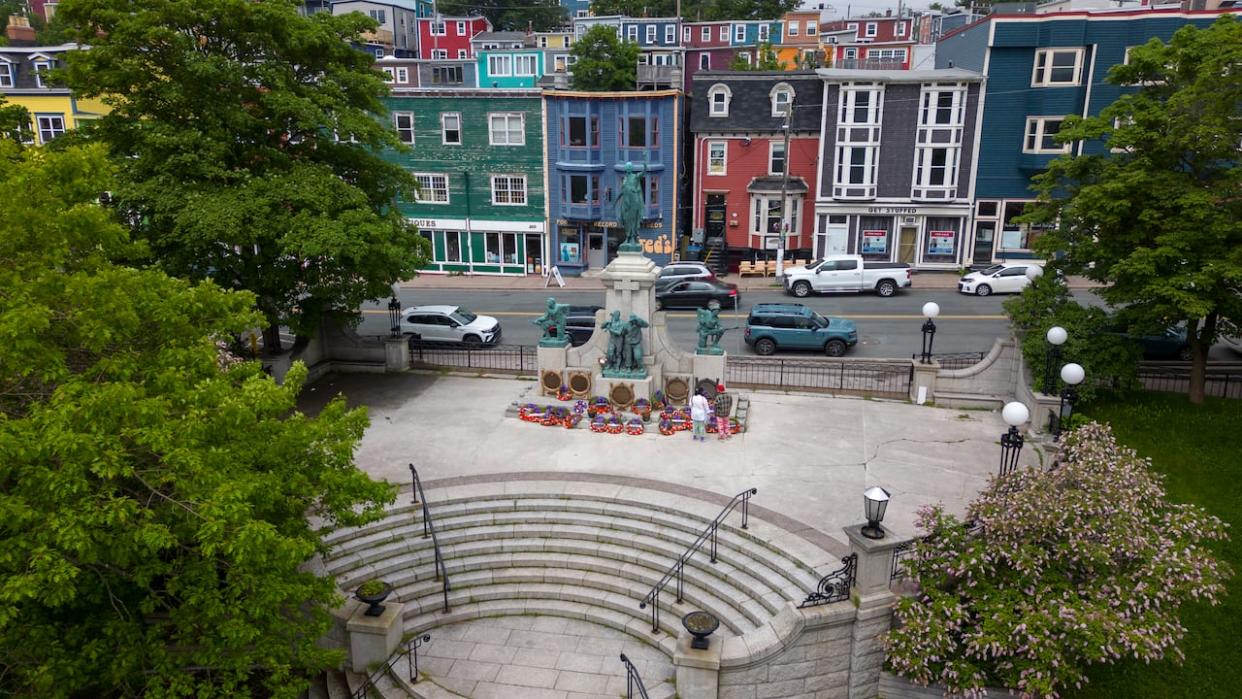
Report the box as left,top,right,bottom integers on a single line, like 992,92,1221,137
655,279,740,310
550,305,603,346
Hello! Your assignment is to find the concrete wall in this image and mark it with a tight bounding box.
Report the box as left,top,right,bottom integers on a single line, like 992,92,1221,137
717,603,861,699
933,336,1019,406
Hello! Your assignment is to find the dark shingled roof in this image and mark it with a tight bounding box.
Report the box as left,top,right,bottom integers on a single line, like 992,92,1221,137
690,70,824,134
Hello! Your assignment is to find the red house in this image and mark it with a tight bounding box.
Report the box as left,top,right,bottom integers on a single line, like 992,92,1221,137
689,71,823,265
821,14,915,69
416,16,491,60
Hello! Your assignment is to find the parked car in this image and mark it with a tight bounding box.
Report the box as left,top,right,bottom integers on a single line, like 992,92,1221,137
744,303,858,357
781,255,912,298
656,262,715,286
551,305,603,346
1113,325,1192,361
656,278,740,309
399,305,501,347
957,262,1042,296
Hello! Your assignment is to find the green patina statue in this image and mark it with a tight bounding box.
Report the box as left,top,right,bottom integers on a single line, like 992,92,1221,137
600,310,649,377
532,297,570,347
614,161,647,252
695,306,732,355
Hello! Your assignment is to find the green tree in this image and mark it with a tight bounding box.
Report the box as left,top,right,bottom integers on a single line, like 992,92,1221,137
729,41,784,70
1024,16,1242,404
58,0,429,353
0,96,29,144
0,140,395,697
569,24,640,91
435,0,566,32
886,423,1231,698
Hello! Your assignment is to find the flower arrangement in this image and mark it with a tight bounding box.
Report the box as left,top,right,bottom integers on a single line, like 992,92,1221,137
563,412,582,429
625,417,645,436
573,400,588,415
633,398,652,421
590,414,609,433
605,415,624,434
557,385,571,402
658,418,676,436
588,396,611,418
652,390,666,411
729,418,742,434
542,407,568,427
518,403,545,423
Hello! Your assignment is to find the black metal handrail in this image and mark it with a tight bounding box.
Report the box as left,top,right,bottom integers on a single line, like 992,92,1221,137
799,553,857,608
349,633,431,699
619,653,651,699
890,541,913,582
409,464,450,613
639,487,756,633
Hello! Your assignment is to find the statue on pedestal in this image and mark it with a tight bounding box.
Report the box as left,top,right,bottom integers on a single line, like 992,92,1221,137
614,162,647,252
622,313,650,371
600,310,649,377
695,306,732,355
532,297,570,347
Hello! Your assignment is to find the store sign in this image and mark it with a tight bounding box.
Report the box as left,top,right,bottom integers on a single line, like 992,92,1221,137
866,206,918,215
928,230,955,255
861,229,887,254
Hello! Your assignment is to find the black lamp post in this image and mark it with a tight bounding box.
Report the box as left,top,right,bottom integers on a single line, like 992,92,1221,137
387,296,402,338
861,486,890,539
999,401,1029,477
919,302,940,364
1042,326,1067,395
1054,363,1085,438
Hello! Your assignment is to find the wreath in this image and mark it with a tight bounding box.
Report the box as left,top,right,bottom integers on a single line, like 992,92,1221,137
605,416,624,434
563,413,583,429
556,385,572,402
658,418,676,436
625,417,645,436
590,415,609,433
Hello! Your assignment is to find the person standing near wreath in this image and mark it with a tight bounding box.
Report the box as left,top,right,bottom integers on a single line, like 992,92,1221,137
713,383,733,441
689,387,711,442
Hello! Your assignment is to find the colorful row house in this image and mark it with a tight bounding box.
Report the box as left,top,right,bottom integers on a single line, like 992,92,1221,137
0,38,109,146
681,19,786,90
820,13,919,71
936,5,1239,265
417,15,492,60
544,89,683,273
381,91,547,276
689,71,823,262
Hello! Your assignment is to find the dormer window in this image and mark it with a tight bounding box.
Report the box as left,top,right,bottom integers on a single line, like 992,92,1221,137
33,60,52,88
708,83,731,117
0,62,12,89
770,83,793,117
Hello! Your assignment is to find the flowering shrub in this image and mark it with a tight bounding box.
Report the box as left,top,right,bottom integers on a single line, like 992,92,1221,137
885,422,1231,698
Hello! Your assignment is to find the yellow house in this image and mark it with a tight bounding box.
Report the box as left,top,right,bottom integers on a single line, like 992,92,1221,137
532,31,574,49
0,43,110,145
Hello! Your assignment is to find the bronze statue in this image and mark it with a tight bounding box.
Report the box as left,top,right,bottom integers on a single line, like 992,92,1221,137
622,313,650,371
614,162,647,250
532,297,570,347
695,306,732,355
601,310,626,369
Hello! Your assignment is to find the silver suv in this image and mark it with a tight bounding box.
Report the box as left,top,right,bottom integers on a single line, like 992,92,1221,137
656,262,714,287
399,305,501,347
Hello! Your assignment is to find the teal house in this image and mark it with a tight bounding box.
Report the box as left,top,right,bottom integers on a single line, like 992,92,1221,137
476,49,547,89
382,90,547,276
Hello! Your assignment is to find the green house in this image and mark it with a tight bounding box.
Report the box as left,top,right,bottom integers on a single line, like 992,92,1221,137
382,90,546,276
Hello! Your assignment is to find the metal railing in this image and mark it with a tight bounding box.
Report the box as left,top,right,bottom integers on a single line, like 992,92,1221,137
799,553,857,608
890,541,914,582
619,653,651,699
1135,363,1242,400
409,464,450,613
914,351,988,370
349,633,431,699
408,341,537,376
639,488,757,633
726,357,911,398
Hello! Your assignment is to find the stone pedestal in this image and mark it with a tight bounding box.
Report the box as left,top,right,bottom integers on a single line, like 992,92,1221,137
910,359,940,404
674,628,721,699
1032,390,1062,436
537,344,568,372
597,374,654,403
383,337,407,373
693,352,727,388
347,601,404,672
843,525,908,699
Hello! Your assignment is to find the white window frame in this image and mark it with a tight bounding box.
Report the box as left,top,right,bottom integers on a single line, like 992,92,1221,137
0,62,13,89
750,194,802,238
513,54,537,76
806,21,817,36
646,25,657,43
1023,117,1070,154
431,49,448,60
684,26,692,43
396,66,409,83
912,145,960,191
708,83,731,116
702,26,711,41
739,52,751,66
490,175,528,206
382,66,396,82
720,25,729,42
456,21,466,36
919,87,966,128
896,21,907,37
628,26,638,42
441,112,461,145
758,24,770,42
866,48,907,64
1031,48,1085,87
33,60,51,89
865,22,877,38
35,113,65,144
430,21,446,36
707,140,727,175
393,111,415,144
414,173,450,204
489,112,525,146
839,85,882,126
488,54,512,76
788,22,798,37
768,140,786,176
665,25,675,44
734,24,746,43
770,83,793,117
699,53,711,70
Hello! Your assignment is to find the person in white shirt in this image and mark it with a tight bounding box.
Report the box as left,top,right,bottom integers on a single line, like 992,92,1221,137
689,387,711,442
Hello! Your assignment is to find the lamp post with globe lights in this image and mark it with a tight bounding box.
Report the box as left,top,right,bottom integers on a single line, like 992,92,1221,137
1043,326,1067,395
999,401,1029,477
919,302,940,364
1054,363,1085,438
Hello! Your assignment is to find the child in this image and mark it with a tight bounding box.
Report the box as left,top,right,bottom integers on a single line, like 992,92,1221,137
689,387,710,442
713,383,733,440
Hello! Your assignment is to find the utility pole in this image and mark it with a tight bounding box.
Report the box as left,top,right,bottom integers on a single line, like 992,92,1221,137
775,95,794,279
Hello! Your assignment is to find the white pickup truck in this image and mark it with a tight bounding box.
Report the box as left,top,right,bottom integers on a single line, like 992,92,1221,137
782,255,913,298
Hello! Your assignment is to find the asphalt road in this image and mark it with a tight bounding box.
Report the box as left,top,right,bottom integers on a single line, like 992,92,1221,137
357,288,1020,358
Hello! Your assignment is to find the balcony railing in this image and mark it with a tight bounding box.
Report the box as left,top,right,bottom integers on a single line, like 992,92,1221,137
637,64,681,86
832,59,905,71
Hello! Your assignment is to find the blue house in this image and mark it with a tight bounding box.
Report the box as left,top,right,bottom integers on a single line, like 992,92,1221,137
559,0,591,20
544,89,683,272
937,6,1239,265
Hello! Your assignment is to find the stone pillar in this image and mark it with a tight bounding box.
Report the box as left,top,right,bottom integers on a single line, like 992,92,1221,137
692,352,727,389
1032,390,1062,436
673,628,721,699
347,602,404,672
384,337,407,373
843,525,910,699
909,359,940,404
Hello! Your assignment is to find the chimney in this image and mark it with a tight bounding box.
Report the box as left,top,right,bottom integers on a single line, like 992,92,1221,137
6,15,36,45
886,9,893,17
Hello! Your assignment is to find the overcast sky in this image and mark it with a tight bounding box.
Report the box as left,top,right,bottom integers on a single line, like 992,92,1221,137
799,0,941,20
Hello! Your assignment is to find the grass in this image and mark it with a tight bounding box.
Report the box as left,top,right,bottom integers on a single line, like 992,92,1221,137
1070,392,1242,699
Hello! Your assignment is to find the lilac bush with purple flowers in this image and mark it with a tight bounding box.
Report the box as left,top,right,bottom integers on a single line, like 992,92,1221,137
885,422,1231,698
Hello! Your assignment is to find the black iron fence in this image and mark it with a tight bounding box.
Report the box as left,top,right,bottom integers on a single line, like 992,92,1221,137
917,352,987,370
726,357,912,398
408,340,538,375
1136,363,1242,400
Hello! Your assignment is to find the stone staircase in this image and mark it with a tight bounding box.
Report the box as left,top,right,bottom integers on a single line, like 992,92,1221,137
316,476,844,698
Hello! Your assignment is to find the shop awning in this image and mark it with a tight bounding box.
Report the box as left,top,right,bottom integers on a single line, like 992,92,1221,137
747,176,808,194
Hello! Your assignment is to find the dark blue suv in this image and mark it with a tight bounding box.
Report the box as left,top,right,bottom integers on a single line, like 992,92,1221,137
744,304,858,357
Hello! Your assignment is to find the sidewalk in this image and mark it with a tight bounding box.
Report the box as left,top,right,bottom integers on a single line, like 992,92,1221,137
398,269,1099,292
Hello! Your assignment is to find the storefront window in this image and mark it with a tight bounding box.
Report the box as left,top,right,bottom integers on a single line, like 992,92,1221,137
999,201,1038,251
858,215,891,260
444,231,466,263
558,227,581,264
485,232,502,264
923,217,960,262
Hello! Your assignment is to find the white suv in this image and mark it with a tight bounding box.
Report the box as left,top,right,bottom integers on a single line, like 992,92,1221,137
400,305,501,347
656,262,714,287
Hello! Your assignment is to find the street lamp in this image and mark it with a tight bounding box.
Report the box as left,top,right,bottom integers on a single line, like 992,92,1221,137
1043,326,1067,395
920,302,940,364
999,401,1029,477
1054,363,1085,438
387,296,402,338
861,486,891,539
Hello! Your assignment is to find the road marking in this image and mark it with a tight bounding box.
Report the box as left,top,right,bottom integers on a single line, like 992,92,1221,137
362,309,1007,320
